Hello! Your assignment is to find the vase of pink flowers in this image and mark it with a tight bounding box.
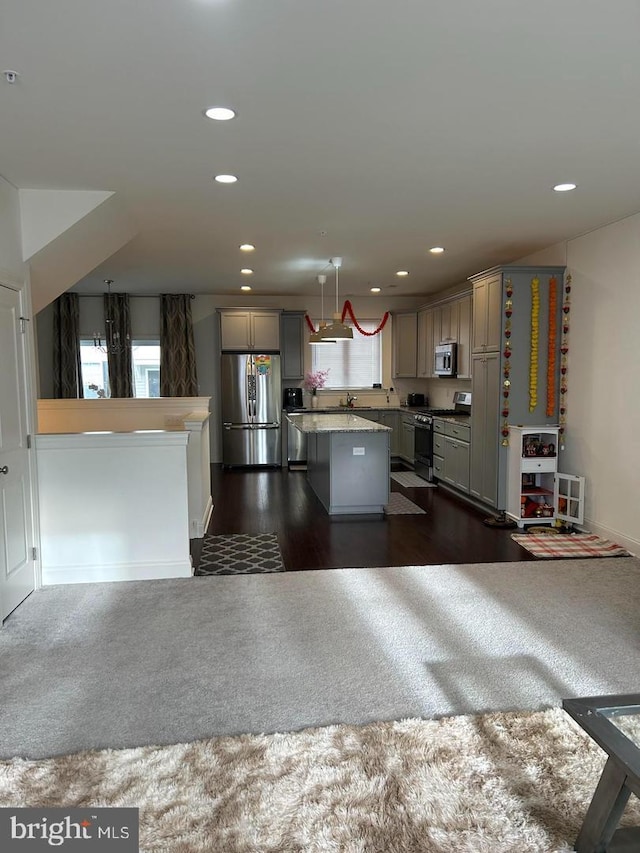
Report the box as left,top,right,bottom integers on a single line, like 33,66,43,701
304,369,329,408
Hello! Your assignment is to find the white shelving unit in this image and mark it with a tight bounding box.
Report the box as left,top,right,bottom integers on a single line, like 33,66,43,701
506,426,585,529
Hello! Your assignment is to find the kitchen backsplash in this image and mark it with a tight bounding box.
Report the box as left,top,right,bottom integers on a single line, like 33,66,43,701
290,377,472,409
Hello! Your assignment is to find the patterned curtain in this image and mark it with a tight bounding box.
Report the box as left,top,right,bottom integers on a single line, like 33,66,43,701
104,291,133,398
53,293,83,398
160,294,198,396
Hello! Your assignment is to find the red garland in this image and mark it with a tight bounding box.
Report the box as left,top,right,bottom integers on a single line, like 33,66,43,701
341,300,390,335
305,301,390,336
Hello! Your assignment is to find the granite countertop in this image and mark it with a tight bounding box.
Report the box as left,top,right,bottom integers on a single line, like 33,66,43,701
286,412,392,434
286,406,425,415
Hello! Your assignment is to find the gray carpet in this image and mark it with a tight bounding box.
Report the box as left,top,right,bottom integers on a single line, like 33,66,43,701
1,557,639,759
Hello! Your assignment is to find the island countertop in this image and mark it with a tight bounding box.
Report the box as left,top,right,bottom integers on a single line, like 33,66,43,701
286,412,391,434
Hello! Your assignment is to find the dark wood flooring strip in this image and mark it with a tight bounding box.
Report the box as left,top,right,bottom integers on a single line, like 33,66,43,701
196,465,534,572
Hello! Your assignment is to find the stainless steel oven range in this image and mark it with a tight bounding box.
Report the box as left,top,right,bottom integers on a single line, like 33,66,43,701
413,391,471,482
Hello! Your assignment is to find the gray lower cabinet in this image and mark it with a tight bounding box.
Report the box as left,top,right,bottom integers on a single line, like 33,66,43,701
470,351,500,506
442,424,470,494
307,429,390,514
433,455,444,479
399,417,415,464
434,420,470,493
379,411,399,455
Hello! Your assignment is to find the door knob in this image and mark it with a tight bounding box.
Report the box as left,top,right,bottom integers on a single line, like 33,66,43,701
0,465,8,475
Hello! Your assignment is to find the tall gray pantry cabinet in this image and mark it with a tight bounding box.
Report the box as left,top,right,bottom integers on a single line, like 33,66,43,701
468,265,566,511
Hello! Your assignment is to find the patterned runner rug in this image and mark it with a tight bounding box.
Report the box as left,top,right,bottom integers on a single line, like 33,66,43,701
511,533,629,559
390,471,436,488
196,533,285,575
384,492,426,515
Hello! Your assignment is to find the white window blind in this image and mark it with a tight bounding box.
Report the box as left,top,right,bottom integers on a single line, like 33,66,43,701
311,321,382,388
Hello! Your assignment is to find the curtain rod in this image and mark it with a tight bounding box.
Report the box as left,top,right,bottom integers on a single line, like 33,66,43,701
76,293,195,299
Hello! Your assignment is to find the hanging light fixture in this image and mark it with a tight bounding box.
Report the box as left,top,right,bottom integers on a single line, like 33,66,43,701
309,274,335,345
93,279,129,355
320,257,353,341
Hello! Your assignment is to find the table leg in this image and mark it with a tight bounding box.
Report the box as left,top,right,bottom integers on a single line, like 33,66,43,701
575,757,631,852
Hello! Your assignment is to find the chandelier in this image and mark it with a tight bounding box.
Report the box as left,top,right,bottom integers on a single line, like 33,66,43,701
93,280,130,355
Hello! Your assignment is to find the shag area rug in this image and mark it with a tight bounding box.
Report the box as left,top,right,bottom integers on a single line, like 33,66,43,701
384,492,426,515
512,533,629,559
195,532,285,575
2,707,640,852
390,471,436,488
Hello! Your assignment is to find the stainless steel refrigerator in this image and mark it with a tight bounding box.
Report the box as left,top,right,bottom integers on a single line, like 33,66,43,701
221,353,282,466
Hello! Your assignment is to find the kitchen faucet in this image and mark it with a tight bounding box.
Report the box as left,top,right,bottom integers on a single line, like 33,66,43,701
346,392,358,408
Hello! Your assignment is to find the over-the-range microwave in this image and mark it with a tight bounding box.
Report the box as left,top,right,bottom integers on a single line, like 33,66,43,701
434,342,457,376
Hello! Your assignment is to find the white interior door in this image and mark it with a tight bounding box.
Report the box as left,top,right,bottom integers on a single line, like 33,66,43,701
0,285,35,621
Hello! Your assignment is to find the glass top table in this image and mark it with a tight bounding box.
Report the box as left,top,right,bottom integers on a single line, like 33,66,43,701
563,693,640,853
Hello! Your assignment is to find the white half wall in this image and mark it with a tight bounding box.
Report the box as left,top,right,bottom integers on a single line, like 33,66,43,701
36,431,192,584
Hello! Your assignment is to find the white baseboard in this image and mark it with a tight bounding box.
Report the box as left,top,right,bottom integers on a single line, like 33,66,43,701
581,517,639,557
190,496,214,539
42,559,193,585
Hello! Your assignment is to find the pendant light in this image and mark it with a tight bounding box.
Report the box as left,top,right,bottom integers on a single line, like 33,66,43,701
309,275,335,345
320,257,353,341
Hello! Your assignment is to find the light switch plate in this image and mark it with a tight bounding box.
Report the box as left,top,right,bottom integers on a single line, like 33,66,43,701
353,447,365,455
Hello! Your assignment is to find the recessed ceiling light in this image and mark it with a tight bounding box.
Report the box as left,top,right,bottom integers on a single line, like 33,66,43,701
204,107,236,121
370,287,381,293
396,270,409,277
214,174,238,183
429,247,445,254
239,243,255,252
240,268,253,275
241,285,252,291
553,183,577,192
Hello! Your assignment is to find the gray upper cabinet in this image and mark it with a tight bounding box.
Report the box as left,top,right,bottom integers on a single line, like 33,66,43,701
417,291,471,379
455,293,472,379
471,272,502,352
220,310,281,351
392,312,418,377
417,308,435,378
280,312,306,379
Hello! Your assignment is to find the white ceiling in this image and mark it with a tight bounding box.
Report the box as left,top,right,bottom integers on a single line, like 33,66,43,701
2,0,640,299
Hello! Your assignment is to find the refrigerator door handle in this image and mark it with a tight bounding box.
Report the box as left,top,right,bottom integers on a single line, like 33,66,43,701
223,423,253,430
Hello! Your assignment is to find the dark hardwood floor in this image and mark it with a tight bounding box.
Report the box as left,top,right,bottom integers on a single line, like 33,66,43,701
198,464,535,571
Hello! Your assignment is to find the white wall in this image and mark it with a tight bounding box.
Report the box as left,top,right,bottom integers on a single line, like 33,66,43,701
516,220,640,553
0,175,24,280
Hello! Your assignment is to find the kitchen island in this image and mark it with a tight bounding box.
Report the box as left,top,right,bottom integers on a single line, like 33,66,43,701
286,413,391,515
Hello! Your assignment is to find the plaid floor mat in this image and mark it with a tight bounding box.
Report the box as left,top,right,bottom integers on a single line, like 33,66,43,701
196,533,285,575
511,533,629,559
